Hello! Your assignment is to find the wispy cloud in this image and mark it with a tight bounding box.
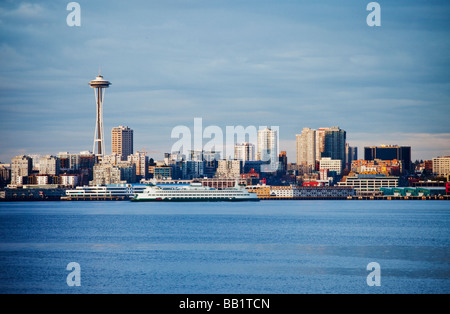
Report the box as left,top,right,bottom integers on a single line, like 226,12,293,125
0,0,449,162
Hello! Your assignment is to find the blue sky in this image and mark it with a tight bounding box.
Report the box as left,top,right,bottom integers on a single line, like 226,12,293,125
0,0,449,163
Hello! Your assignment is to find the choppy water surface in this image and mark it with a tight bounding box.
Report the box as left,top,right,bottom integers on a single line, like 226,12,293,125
0,200,449,294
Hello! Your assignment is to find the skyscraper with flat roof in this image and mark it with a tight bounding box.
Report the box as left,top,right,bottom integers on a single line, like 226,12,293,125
296,128,316,167
257,128,278,171
364,145,411,173
11,155,32,186
297,126,346,169
111,125,133,161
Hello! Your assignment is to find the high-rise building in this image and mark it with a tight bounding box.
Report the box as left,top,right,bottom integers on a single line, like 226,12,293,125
216,160,242,178
234,143,255,162
297,127,346,169
432,156,450,177
11,155,32,185
364,145,411,173
90,161,136,186
0,163,11,187
111,125,133,161
128,151,149,180
316,127,346,168
257,128,278,171
296,128,316,167
39,156,60,176
345,144,358,170
182,161,205,180
319,157,342,175
278,151,288,173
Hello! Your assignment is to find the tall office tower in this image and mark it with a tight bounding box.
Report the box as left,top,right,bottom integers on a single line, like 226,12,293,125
297,126,346,169
39,156,60,176
111,125,133,161
364,145,412,173
234,143,255,162
296,128,317,167
11,155,32,185
316,127,346,167
278,151,288,173
89,72,111,157
345,143,358,170
257,128,278,169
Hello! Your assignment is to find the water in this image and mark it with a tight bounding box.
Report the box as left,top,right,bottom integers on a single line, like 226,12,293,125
0,200,449,294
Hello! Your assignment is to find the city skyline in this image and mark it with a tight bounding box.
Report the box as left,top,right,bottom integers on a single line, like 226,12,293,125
1,1,449,163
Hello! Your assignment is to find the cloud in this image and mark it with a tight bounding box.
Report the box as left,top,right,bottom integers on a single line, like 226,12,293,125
0,0,449,164
0,2,45,19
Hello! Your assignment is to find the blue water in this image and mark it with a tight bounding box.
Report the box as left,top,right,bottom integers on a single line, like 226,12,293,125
0,200,449,294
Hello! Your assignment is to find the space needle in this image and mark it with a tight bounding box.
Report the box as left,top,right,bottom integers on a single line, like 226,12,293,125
89,71,111,158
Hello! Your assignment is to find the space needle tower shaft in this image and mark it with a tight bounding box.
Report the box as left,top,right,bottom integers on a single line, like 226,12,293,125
89,71,111,157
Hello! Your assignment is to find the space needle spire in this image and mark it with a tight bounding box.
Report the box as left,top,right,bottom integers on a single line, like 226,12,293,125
89,70,111,157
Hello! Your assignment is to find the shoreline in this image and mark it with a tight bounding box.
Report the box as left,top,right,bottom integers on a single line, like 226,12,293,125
1,195,449,202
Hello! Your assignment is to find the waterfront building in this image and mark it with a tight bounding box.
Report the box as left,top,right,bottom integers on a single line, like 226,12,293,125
432,156,450,177
201,177,251,189
111,125,133,160
246,185,355,198
364,145,411,173
338,174,399,195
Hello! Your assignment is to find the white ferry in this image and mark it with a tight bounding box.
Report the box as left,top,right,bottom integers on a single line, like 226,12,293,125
131,182,259,202
64,184,147,200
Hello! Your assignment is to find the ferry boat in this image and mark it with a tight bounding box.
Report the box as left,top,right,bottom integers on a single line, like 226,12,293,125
131,182,259,202
64,184,147,200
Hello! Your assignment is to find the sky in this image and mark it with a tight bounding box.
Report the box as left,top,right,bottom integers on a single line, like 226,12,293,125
0,0,449,163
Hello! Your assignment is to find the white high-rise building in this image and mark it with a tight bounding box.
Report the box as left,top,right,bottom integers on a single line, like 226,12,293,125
296,128,316,167
234,143,255,162
257,128,278,165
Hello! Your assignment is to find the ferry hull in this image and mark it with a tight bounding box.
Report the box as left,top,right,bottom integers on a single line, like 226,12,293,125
131,197,259,202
